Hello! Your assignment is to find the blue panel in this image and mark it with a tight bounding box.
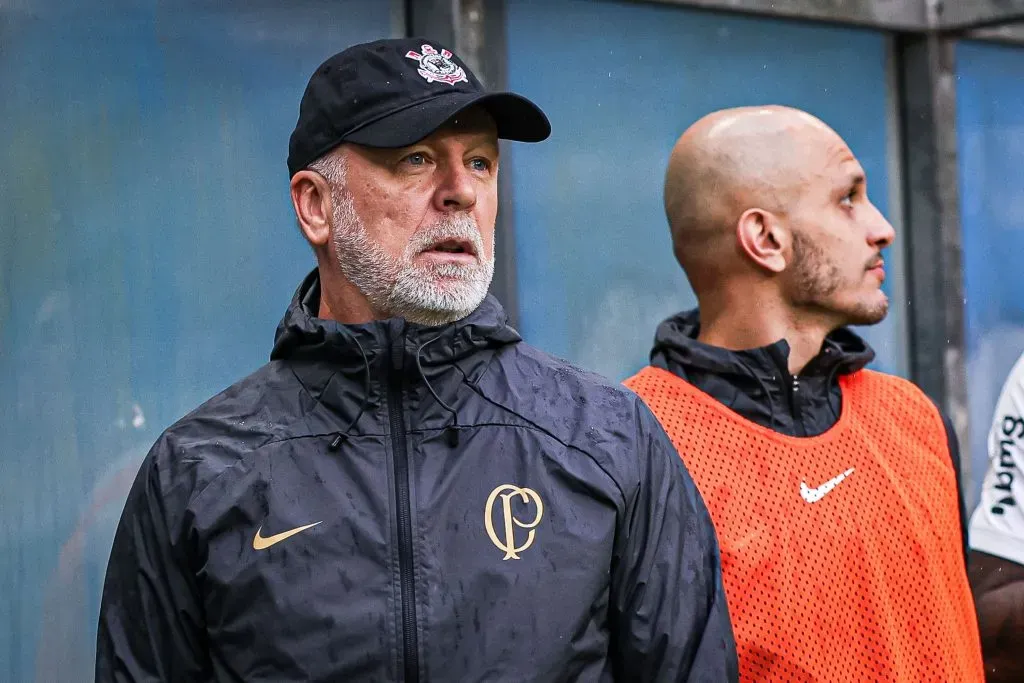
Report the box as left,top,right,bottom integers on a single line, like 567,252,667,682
0,2,396,679
505,0,902,383
958,41,1024,510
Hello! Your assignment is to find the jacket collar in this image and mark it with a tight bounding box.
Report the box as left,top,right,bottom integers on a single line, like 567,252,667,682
270,269,521,375
649,308,874,383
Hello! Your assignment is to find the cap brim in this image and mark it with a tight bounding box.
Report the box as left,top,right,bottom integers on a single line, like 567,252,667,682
342,91,550,148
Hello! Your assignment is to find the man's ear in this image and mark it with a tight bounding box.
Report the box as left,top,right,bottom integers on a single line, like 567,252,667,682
290,170,333,248
735,208,789,274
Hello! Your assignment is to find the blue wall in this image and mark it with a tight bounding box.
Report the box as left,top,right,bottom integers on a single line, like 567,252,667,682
0,1,395,679
505,0,905,383
4,1,999,678
958,40,1024,510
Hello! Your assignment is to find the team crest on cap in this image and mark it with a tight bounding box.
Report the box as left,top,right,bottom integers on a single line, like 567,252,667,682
405,44,468,86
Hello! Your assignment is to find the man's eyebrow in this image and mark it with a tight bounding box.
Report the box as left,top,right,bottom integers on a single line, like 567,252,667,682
459,135,500,155
838,166,865,186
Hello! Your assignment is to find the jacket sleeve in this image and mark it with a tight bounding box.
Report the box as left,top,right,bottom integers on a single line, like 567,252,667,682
927,397,968,562
609,399,738,682
95,437,212,682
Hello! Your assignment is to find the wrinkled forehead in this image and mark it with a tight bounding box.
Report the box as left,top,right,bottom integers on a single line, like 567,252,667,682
792,124,863,183
824,137,865,184
750,129,863,211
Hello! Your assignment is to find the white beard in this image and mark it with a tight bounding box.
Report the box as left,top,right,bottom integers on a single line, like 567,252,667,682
330,190,495,326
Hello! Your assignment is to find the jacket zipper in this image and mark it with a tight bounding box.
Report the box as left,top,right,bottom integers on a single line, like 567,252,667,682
768,346,805,436
786,374,805,436
388,335,419,683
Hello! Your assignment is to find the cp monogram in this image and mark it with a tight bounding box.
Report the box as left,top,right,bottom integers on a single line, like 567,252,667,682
484,484,544,560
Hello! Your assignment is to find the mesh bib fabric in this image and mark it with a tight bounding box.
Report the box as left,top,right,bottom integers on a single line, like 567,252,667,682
625,366,983,682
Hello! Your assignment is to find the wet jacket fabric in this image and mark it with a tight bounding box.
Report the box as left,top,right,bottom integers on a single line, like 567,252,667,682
645,309,968,556
95,271,738,683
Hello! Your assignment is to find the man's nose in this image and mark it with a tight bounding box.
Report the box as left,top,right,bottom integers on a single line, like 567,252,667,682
868,203,896,248
433,162,477,212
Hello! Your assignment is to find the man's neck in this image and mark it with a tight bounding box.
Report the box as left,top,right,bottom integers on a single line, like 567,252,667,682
696,301,836,376
316,268,379,324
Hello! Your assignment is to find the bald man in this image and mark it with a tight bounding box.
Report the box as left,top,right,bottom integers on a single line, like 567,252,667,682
624,106,985,681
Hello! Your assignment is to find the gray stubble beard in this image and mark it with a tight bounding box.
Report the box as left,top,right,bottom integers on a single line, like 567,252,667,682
329,186,495,326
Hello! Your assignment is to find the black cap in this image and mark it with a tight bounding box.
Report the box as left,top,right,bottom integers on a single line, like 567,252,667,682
287,37,551,176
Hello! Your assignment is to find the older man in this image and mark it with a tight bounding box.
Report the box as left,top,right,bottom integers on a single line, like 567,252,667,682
625,106,983,681
96,38,736,682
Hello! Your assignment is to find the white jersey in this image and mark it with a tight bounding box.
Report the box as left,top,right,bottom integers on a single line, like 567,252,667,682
970,352,1024,565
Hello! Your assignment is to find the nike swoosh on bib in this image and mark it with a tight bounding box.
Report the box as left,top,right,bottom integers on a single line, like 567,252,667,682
800,468,855,503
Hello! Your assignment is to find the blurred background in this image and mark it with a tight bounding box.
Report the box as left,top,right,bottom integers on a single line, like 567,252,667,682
1,0,1022,678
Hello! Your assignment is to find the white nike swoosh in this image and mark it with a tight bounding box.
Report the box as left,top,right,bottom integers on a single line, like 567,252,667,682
800,467,855,503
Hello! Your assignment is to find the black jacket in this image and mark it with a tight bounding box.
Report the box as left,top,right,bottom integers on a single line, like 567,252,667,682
96,272,738,683
648,309,968,556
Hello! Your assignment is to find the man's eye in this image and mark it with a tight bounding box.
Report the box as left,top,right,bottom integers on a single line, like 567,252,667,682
470,158,490,172
405,153,426,166
840,190,856,207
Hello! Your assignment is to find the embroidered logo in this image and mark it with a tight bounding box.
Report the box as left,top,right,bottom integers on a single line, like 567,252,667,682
405,44,468,86
485,485,544,560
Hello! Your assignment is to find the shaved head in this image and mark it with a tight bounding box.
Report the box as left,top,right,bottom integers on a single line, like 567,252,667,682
663,105,895,332
664,106,840,285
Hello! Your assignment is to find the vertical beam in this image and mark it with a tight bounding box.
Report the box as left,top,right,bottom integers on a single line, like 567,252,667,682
897,3,969,478
884,36,911,377
391,0,408,37
407,0,519,326
406,0,456,45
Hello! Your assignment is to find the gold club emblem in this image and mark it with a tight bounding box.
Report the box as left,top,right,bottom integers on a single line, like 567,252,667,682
484,485,544,560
